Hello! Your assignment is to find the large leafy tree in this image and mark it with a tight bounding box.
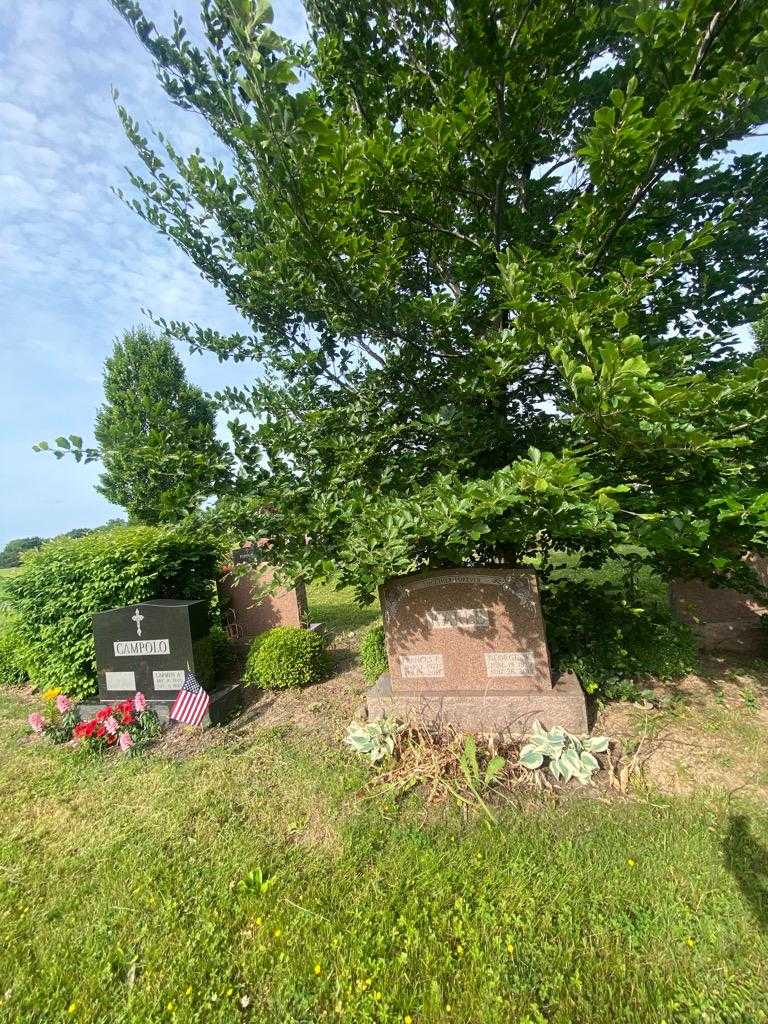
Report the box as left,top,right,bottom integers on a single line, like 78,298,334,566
110,0,768,597
40,328,233,525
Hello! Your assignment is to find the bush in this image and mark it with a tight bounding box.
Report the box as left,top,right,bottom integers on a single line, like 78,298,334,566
360,623,388,683
542,571,697,702
0,616,29,685
3,525,219,700
210,622,236,676
243,626,330,689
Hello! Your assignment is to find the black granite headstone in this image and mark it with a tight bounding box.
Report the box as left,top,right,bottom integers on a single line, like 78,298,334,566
93,599,213,704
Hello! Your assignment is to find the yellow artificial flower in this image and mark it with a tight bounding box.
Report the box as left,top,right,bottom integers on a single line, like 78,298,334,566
314,963,322,975
42,687,62,702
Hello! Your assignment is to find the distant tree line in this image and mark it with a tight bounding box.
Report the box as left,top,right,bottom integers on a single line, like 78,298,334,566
0,521,126,568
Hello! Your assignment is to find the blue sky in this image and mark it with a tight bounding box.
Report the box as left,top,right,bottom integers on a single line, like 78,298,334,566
0,1,305,547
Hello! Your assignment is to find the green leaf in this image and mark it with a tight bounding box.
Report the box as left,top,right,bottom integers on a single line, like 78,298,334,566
594,106,616,129
484,755,506,785
519,747,544,770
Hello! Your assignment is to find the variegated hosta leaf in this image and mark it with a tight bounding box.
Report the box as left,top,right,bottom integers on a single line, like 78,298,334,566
519,746,545,770
580,751,599,772
582,736,610,754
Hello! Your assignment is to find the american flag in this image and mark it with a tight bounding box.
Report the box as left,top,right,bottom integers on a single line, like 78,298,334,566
169,669,210,726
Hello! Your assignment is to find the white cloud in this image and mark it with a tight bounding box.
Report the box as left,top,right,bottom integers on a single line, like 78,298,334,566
0,100,38,132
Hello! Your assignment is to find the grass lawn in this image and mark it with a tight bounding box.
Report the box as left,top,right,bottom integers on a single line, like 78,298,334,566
1,584,767,1023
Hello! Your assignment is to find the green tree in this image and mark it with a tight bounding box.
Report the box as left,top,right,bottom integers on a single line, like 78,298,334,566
0,538,43,569
754,310,768,357
39,328,233,525
111,0,768,596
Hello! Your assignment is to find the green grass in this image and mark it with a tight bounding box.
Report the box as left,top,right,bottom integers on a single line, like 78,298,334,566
2,573,767,1022
306,578,379,637
1,685,767,1024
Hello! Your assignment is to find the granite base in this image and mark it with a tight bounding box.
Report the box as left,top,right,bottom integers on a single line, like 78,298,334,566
79,682,243,729
366,672,588,736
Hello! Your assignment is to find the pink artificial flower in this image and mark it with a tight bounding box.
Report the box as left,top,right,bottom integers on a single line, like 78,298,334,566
118,732,134,753
104,715,119,736
55,694,72,714
133,692,147,713
27,713,45,734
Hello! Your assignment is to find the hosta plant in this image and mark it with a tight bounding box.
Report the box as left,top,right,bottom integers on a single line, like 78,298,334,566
519,721,610,786
343,719,401,765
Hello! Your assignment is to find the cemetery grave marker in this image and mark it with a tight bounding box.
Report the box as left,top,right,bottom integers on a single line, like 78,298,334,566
217,544,308,640
367,567,587,734
91,599,240,724
670,554,768,655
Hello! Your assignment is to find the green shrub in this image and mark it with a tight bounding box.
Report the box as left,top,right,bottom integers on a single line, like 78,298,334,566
0,616,29,685
210,622,236,676
542,571,697,702
243,626,330,689
360,623,388,682
3,526,219,699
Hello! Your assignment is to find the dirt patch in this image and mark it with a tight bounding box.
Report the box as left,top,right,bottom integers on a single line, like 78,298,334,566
597,658,768,799
151,640,369,760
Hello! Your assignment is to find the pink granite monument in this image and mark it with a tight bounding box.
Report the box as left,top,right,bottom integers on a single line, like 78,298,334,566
670,555,768,655
217,544,307,641
366,566,587,734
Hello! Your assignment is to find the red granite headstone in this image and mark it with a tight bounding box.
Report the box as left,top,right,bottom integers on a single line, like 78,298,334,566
217,545,307,641
367,566,587,734
670,555,768,655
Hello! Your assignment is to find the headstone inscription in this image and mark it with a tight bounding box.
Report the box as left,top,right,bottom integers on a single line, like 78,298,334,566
366,567,587,734
93,599,214,703
217,544,308,640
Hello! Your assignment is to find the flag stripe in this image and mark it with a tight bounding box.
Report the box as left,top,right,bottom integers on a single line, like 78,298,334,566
169,669,210,725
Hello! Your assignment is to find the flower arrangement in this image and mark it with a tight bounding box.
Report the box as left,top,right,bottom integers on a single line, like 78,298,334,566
72,692,160,752
27,692,161,752
27,690,80,744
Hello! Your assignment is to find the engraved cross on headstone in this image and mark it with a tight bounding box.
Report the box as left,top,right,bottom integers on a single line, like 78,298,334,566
131,607,144,637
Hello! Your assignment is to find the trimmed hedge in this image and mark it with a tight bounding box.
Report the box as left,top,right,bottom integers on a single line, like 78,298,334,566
360,623,388,683
0,615,29,685
3,525,219,699
243,626,330,689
